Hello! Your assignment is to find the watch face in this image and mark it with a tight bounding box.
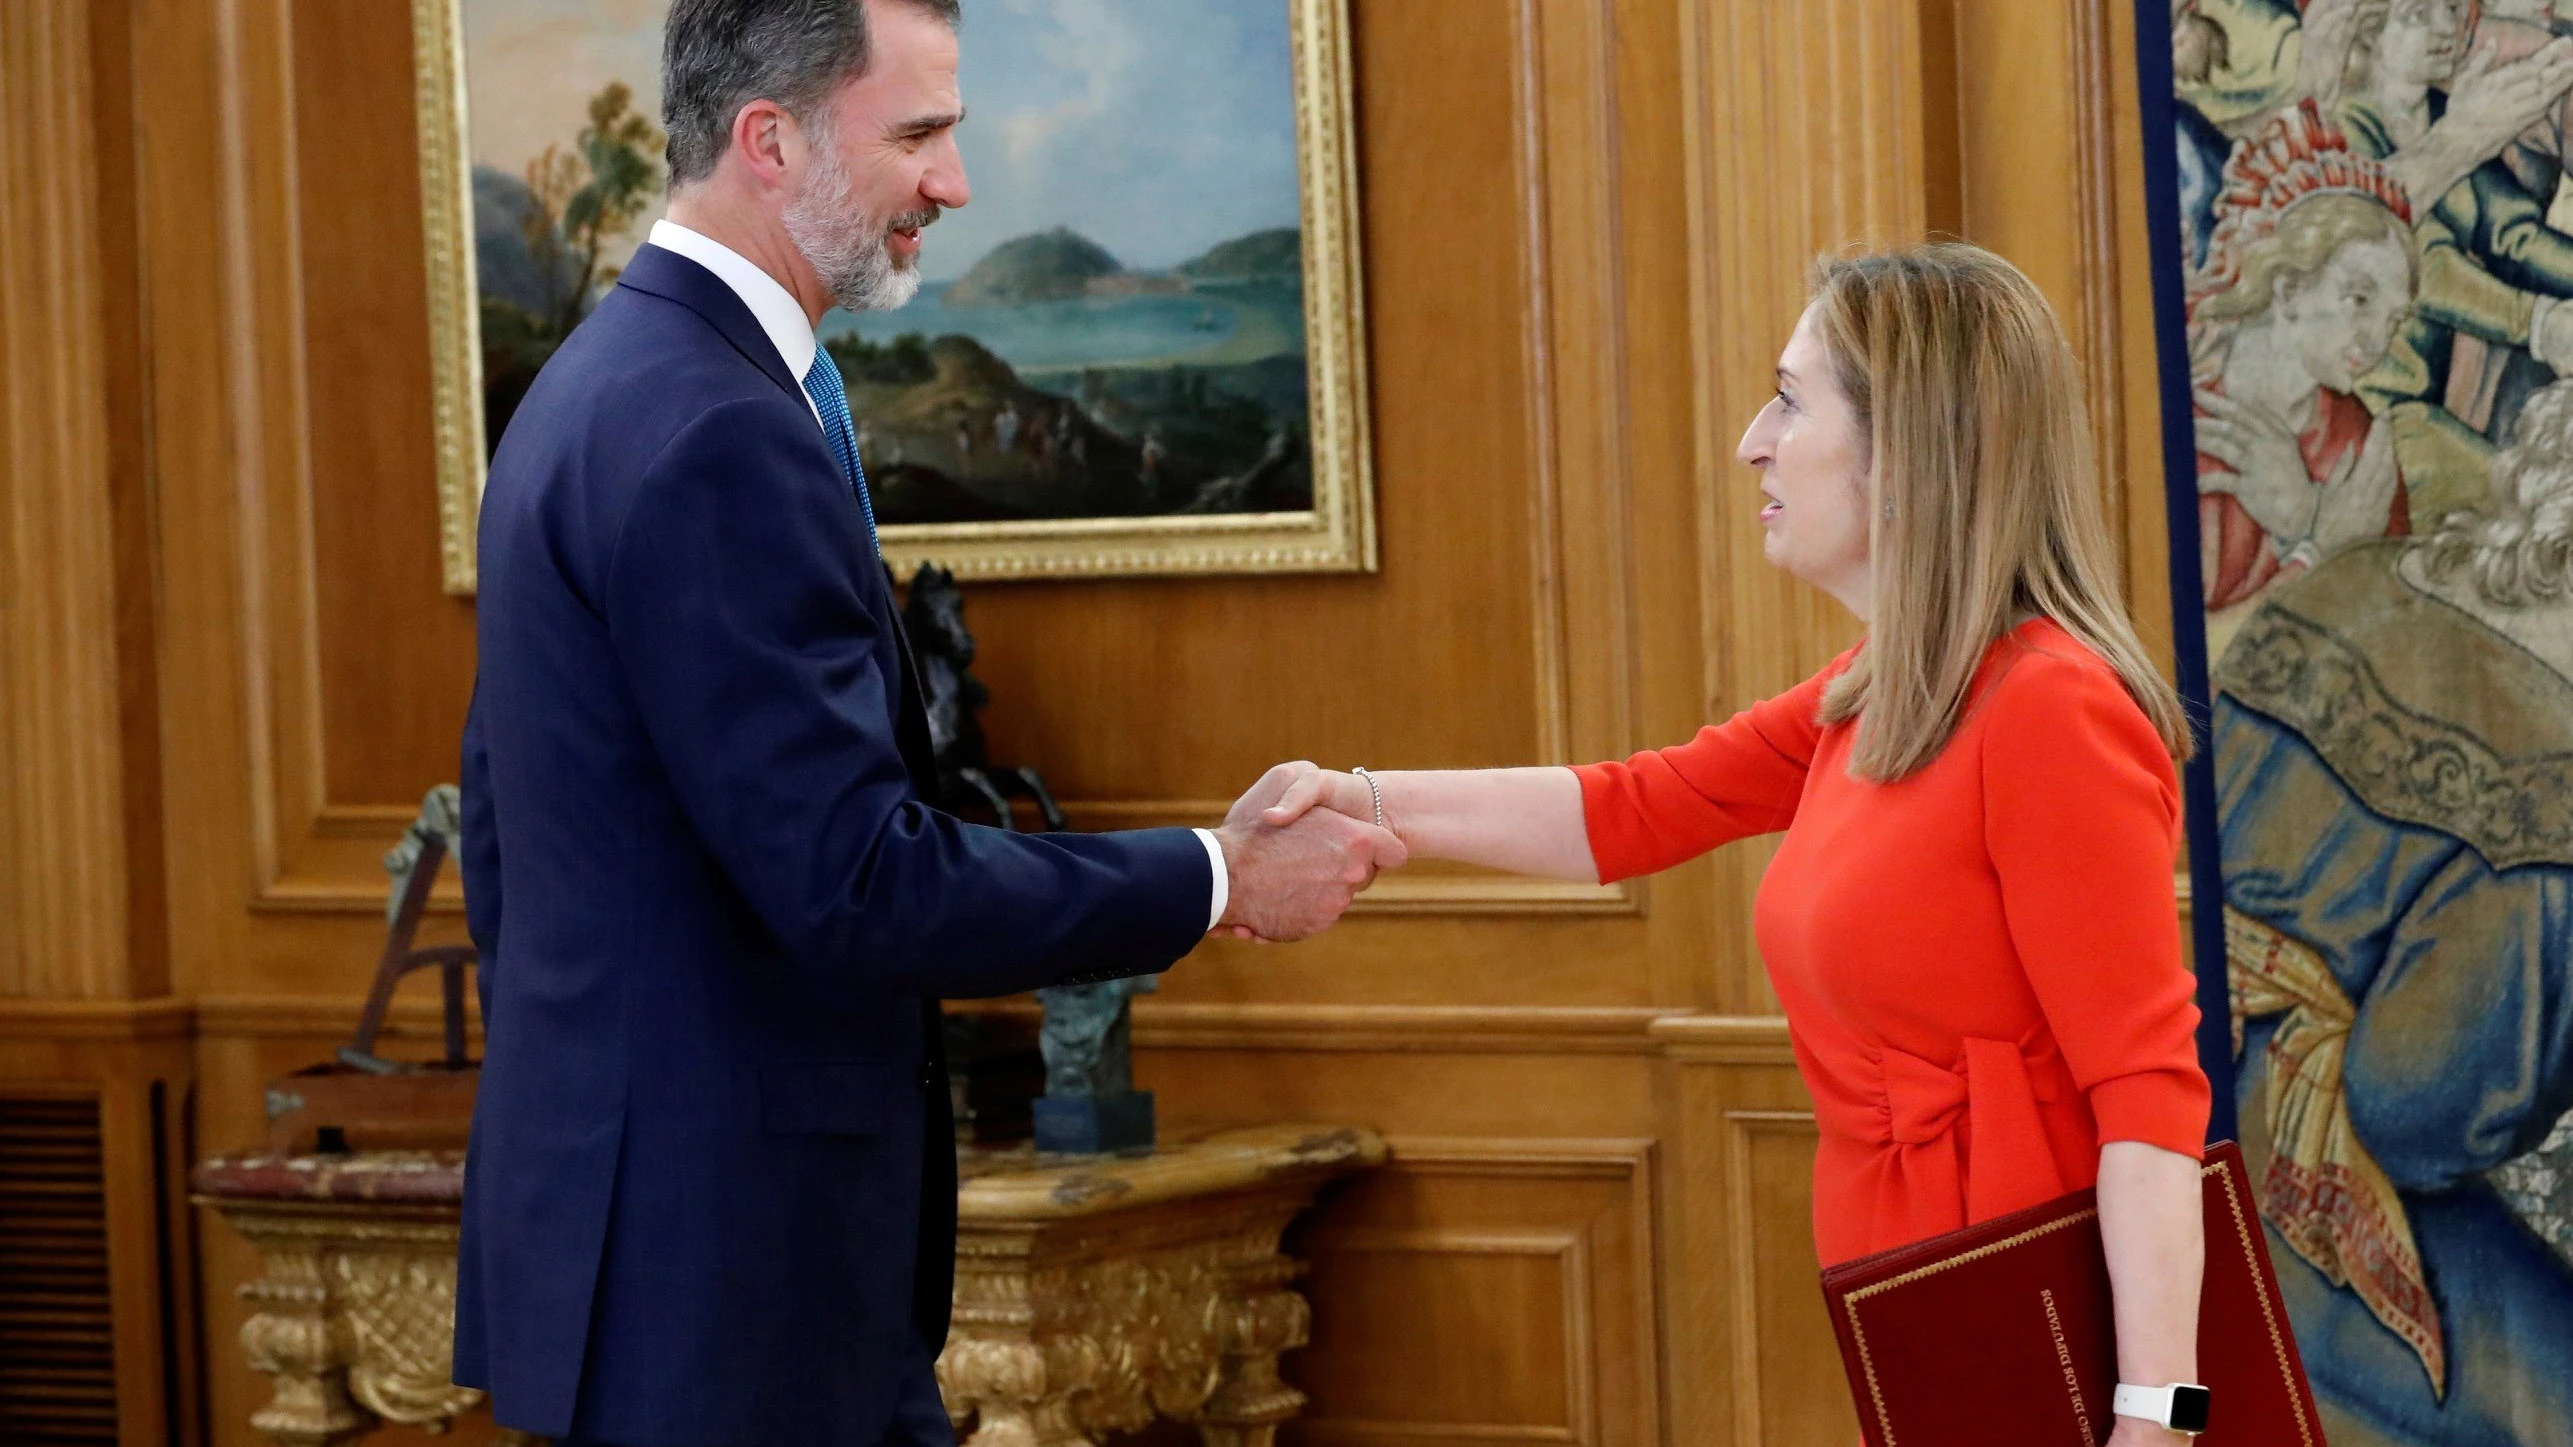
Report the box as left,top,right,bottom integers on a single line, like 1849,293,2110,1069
2170,1385,2212,1433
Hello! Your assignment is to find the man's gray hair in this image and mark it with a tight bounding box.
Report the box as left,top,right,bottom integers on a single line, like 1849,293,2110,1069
662,0,960,188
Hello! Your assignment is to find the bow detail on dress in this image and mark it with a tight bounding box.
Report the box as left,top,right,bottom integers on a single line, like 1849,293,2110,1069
1881,1035,2072,1227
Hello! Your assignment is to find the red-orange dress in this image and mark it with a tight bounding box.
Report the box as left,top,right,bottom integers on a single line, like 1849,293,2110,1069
1575,620,2209,1264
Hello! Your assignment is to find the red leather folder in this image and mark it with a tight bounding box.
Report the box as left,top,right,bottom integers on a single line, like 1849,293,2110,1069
1819,1141,2324,1446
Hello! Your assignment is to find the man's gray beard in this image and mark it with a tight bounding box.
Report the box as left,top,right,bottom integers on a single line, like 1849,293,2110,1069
782,128,923,313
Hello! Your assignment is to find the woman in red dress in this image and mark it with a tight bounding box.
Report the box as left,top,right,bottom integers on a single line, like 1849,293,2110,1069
1254,244,2211,1445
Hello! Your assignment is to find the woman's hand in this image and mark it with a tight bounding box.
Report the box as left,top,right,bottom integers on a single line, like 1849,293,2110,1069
1224,760,1322,831
1261,767,1393,837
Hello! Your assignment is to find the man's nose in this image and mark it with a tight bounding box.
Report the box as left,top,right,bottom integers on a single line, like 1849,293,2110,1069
924,138,970,210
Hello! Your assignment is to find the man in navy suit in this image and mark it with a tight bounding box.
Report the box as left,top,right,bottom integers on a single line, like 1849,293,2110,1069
450,3,1404,1443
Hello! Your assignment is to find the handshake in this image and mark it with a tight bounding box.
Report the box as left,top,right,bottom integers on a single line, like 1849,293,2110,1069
1209,761,1404,943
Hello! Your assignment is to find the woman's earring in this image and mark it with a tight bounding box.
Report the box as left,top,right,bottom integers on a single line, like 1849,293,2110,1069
1882,497,1895,520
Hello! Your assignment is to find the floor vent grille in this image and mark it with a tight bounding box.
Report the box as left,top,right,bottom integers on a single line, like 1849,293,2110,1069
0,1094,118,1446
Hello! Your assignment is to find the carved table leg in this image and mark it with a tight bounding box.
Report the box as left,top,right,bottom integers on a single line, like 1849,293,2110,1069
940,1335,1108,1447
1194,1254,1310,1447
237,1238,373,1447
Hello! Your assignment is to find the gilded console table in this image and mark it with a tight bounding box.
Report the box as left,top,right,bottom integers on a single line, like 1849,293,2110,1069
189,1152,502,1447
196,1124,1382,1447
940,1124,1383,1446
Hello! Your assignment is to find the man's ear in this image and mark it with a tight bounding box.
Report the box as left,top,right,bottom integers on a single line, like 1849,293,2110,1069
728,97,799,191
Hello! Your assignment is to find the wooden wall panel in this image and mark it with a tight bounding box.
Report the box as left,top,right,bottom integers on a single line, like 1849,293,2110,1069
1296,1141,1659,1447
1678,0,1926,1018
6,0,2189,1442
291,0,478,808
1945,0,2177,674
1730,1115,1846,1447
0,0,154,1003
1651,1017,1856,1447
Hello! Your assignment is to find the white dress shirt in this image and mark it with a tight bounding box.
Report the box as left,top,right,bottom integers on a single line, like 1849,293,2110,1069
643,220,1230,931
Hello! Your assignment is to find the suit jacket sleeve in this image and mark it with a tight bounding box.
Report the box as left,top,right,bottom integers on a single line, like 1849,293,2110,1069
460,681,502,1025
601,394,1210,1000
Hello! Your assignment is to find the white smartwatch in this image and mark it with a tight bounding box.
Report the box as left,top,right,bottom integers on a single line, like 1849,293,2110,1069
2113,1382,2211,1435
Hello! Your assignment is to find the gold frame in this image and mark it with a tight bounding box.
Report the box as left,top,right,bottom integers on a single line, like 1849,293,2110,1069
411,0,1374,593
412,0,485,595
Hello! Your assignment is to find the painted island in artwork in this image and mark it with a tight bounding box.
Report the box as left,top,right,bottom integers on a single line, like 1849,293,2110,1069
829,221,1312,524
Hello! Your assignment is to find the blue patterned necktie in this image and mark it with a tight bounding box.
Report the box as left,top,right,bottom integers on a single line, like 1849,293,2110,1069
799,345,881,555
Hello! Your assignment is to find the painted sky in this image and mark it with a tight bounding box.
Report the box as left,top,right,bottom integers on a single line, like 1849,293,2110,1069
934,0,1301,281
463,0,673,262
464,0,668,176
459,0,1301,284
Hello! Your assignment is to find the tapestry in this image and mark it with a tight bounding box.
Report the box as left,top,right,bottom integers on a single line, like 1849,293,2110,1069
2144,3,2573,1443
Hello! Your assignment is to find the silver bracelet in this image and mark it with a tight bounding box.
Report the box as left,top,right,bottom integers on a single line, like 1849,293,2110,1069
1350,766,1386,830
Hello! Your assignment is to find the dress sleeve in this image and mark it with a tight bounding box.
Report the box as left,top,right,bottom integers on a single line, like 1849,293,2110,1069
1981,651,2209,1155
1571,653,1846,884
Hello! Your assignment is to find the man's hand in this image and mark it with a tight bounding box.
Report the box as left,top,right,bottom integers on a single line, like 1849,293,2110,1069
1213,806,1407,943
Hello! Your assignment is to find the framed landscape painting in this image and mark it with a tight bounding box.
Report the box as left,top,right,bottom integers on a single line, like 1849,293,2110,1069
412,0,1373,590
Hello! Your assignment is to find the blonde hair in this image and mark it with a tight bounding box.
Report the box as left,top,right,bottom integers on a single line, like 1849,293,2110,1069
2189,191,2417,329
1807,243,2194,780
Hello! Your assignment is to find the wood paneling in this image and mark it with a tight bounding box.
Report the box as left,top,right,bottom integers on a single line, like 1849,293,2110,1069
1678,0,1926,1016
1650,1016,1855,1447
1296,1140,1659,1446
9,0,2186,1441
1945,0,2177,671
292,0,478,809
0,0,157,1003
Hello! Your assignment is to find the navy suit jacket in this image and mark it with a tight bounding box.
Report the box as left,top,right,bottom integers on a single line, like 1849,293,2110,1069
451,243,1211,1446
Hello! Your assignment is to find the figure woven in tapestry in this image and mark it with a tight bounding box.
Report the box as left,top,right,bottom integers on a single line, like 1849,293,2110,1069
2163,3,2573,1442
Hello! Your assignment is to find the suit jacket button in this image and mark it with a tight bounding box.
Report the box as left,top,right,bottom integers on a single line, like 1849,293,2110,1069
918,1062,937,1089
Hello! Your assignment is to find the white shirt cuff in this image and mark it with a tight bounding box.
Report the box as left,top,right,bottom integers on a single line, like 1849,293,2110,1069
1194,828,1229,931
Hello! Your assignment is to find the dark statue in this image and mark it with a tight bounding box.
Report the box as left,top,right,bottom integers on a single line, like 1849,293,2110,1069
1032,971,1158,1156
899,564,1154,1153
900,563,1068,831
1036,974,1157,1099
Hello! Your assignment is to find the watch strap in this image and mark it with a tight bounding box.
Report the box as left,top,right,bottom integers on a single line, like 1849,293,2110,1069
2114,1382,2210,1434
2113,1384,2174,1424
